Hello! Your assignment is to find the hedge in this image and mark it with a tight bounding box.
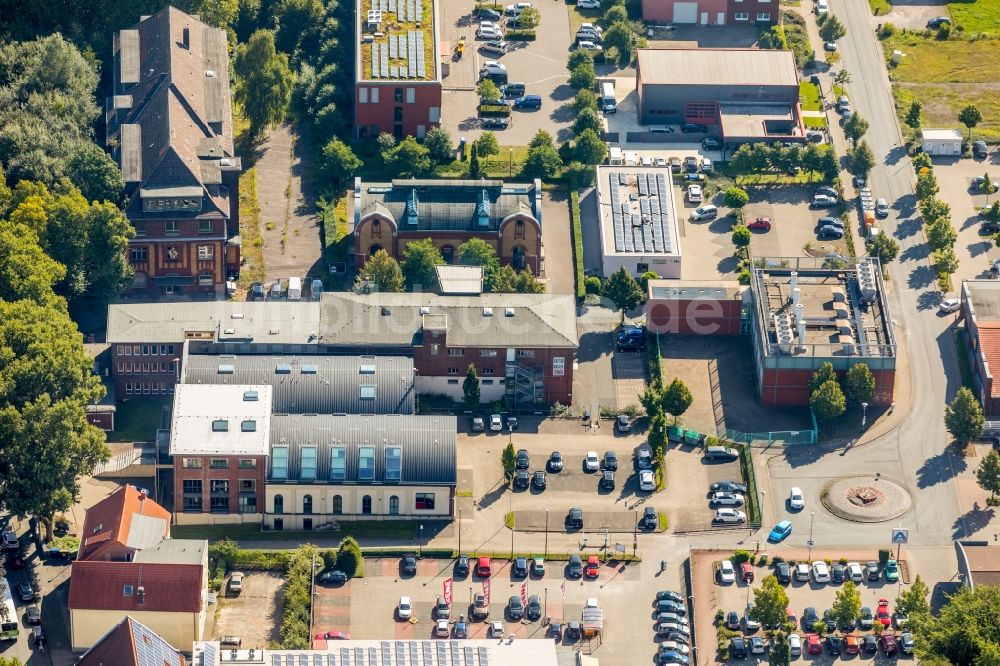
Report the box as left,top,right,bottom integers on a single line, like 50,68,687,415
570,191,585,299
478,104,511,117
279,545,318,649
505,29,537,41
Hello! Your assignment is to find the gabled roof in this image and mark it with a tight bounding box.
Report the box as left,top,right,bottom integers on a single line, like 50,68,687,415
69,561,204,613
79,485,171,561
78,616,186,666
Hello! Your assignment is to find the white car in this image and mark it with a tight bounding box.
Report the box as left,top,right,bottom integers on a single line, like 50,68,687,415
710,491,744,506
788,487,805,510
435,619,450,637
939,298,960,314
811,560,831,583
659,641,690,655
687,184,703,203
815,0,828,14
577,40,603,52
584,451,600,472
398,596,412,620
713,508,746,524
846,561,864,582
505,2,532,14
718,560,736,584
579,22,603,35
794,562,810,582
477,26,503,39
489,620,505,638
788,633,802,657
639,470,655,491
655,156,667,167
490,414,503,431
577,0,600,7
585,597,599,609
480,61,507,76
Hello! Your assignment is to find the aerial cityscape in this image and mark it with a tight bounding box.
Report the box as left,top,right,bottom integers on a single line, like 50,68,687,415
2,0,1000,664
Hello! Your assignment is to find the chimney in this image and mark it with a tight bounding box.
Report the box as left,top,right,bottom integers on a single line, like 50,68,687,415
791,288,801,308
789,271,798,292
794,303,804,324
137,586,145,604
797,319,806,346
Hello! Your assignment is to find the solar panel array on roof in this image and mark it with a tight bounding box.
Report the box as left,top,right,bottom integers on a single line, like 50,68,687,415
416,31,426,78
389,34,397,58
381,44,389,78
608,171,674,254
416,0,423,22
370,43,379,78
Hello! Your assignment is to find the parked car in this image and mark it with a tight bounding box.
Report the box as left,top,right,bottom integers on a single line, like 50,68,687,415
568,554,584,578
847,561,864,582
602,451,618,471
710,491,744,507
803,607,818,630
730,637,748,658
788,487,805,510
877,598,892,626
718,560,736,583
726,610,740,630
397,596,413,620
318,570,348,585
577,40,603,52
885,559,900,582
566,507,583,529
477,557,492,577
794,563,810,582
971,176,1000,192
704,446,739,461
639,469,655,492
811,194,838,208
831,563,846,584
875,197,890,218
750,635,766,655
401,553,417,576
17,583,35,602
615,414,632,432
827,634,843,655
531,557,545,577
481,117,511,130
507,595,524,620
818,216,844,230
489,620,505,638
900,631,915,654
24,605,40,625
740,562,754,583
513,557,528,578
681,123,708,134
880,632,898,656
711,480,747,494
823,608,837,633
476,26,504,40
812,561,831,583
513,94,542,110
526,594,541,620
866,560,880,580
939,298,961,314
818,225,844,240
687,184,703,203
585,555,600,578
689,205,718,221
228,571,244,594
657,599,687,615
636,445,653,470
479,7,503,19
490,414,503,431
806,633,823,654
577,0,601,7
927,15,950,28
788,633,802,657
549,451,564,472
974,140,989,158
824,41,837,52
775,562,791,584
473,594,489,619
455,555,470,577
479,40,509,56
600,470,616,489
702,137,723,150
713,509,746,525
547,622,562,640
532,470,547,489
584,451,600,472
806,130,825,144
249,282,265,300
747,217,772,231
768,520,792,543
512,469,529,489
844,633,861,655
657,590,684,604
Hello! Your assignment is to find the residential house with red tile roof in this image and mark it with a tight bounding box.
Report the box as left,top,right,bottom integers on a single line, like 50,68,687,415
69,485,208,652
78,616,186,666
962,280,1000,418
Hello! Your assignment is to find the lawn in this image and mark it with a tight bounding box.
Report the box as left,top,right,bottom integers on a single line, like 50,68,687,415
799,82,822,112
949,0,1000,35
565,1,602,37
869,0,890,16
173,520,422,543
108,397,171,443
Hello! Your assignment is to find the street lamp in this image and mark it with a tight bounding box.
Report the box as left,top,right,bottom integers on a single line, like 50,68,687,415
861,402,869,430
544,587,548,622
807,511,815,560
419,523,424,558
544,508,549,558
508,148,513,177
458,508,463,555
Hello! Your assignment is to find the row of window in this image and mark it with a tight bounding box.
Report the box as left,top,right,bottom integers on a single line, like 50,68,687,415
117,362,174,374
734,12,771,20
123,382,172,395
129,245,216,262
270,492,435,515
183,458,258,470
447,378,501,386
117,345,176,357
271,445,402,482
182,479,257,514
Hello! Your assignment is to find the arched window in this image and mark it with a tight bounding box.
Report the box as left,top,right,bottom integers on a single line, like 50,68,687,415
273,494,284,515
362,495,373,515
303,494,313,515
512,245,526,270
389,496,400,515
441,245,455,264
369,244,383,258
332,495,343,515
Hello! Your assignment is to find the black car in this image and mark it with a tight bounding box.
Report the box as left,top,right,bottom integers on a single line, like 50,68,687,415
974,140,989,158
566,508,583,529
479,7,502,19
532,470,547,489
602,451,618,471
318,570,348,585
863,634,878,653
401,553,417,575
514,469,530,489
656,590,684,604
24,605,40,625
481,117,511,130
567,554,583,578
730,637,748,658
600,470,616,490
775,562,791,584
566,620,582,639
455,555,471,577
526,594,541,620
507,595,524,620
513,557,528,578
17,582,35,602
802,607,818,631
710,480,747,494
927,15,950,28
642,507,657,529
827,635,843,655
249,282,265,300
549,451,564,472
806,130,825,143
701,137,723,150
822,609,836,633
831,563,845,584
516,449,530,470
681,123,708,134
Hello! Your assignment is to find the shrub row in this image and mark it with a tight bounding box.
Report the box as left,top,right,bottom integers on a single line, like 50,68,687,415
279,545,318,649
478,104,511,117
569,191,585,299
505,29,536,41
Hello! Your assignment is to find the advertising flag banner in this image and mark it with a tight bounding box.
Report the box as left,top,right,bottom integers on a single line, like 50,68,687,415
520,581,527,606
443,578,453,606
483,579,491,605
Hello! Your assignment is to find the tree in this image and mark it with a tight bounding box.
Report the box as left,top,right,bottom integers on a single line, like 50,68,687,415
573,129,608,165
573,89,599,114
191,0,240,27
522,143,563,180
401,239,444,291
604,4,628,24
488,264,518,293
0,222,65,305
377,132,397,155
234,30,294,136
476,79,501,103
567,49,594,71
959,104,983,140
336,536,364,577
647,407,668,454
424,127,454,165
750,575,790,628
895,575,931,618
515,267,545,294
603,267,644,321
573,108,604,135
980,172,1000,204
661,377,693,424
463,364,481,412
819,14,847,41
976,450,1000,502
319,138,362,188
473,132,500,158
848,141,876,179
0,299,109,539
916,170,939,202
568,62,597,90
809,362,838,392
385,137,433,177
355,249,404,292
457,238,501,289
731,225,752,256
66,143,124,203
768,632,791,666
933,247,959,277
603,21,644,66
502,442,517,481
817,146,840,182
921,198,951,226
945,387,985,446
905,100,923,129
926,218,958,252
831,581,862,629
868,231,900,265
724,187,750,221
468,149,482,178
844,364,876,405
834,69,852,87
843,113,869,146
517,6,541,28
811,379,847,424
907,585,1000,664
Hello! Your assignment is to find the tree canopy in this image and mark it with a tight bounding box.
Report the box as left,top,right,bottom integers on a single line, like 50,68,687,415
661,377,693,424
945,387,984,446
910,584,1000,664
355,249,404,292
234,30,295,136
602,267,644,319
401,239,444,290
811,379,846,423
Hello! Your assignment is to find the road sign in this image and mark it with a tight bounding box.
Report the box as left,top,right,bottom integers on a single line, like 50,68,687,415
891,529,909,544
443,578,453,606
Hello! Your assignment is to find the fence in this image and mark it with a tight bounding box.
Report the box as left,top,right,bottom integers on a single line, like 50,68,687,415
721,427,817,446
737,443,762,526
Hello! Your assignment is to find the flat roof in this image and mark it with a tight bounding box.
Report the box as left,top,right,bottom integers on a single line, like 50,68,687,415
922,128,963,141
169,384,273,456
637,48,798,87
957,541,1000,588
751,256,896,359
133,538,206,565
596,164,681,258
964,280,1000,321
648,279,744,300
107,301,321,344
719,103,800,139
357,0,439,82
436,265,484,294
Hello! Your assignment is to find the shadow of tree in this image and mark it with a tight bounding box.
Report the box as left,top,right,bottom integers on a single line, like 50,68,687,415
960,214,981,231
969,240,992,258
477,480,510,511
917,447,967,489
894,217,922,240
235,130,268,168
952,506,996,540
916,290,945,311
900,243,931,262
907,264,936,289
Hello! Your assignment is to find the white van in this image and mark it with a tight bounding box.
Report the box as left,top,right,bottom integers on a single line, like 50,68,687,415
600,81,617,114
286,277,302,301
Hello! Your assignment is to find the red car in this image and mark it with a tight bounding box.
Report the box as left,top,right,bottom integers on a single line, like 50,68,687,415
477,557,492,577
806,633,822,655
844,634,861,655
877,598,891,626
314,630,350,640
880,632,898,655
585,555,600,578
740,562,754,582
786,607,796,626
747,217,772,232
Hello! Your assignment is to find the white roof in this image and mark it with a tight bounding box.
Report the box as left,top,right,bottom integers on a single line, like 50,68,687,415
169,384,273,456
921,128,962,141
435,264,484,294
596,164,681,258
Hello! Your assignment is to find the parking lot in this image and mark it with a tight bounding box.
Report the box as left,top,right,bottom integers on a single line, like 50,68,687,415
439,0,575,143
210,571,284,648
692,548,917,665
736,186,850,260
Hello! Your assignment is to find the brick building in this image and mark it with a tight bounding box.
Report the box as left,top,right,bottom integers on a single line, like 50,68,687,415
354,0,442,138
646,280,747,336
352,178,544,278
961,280,1000,417
641,0,777,25
107,6,241,297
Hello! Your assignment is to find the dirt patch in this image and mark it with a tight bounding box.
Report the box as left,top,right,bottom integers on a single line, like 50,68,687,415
210,571,284,648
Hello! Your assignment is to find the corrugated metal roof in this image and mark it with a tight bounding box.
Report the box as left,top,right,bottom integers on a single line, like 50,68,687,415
320,292,578,348
182,354,415,414
637,48,798,87
268,414,457,485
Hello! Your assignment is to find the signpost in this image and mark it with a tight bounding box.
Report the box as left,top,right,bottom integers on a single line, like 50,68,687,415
891,528,908,560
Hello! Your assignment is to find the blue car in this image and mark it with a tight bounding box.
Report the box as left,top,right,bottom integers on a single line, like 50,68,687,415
768,520,792,543
513,94,542,110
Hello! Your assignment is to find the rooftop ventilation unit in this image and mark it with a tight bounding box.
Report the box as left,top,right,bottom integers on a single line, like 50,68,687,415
420,306,430,315
483,307,493,317
505,308,515,317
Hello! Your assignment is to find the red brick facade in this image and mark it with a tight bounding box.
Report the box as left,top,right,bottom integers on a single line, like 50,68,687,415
727,0,778,24
759,368,895,407
173,454,266,516
112,342,181,398
647,298,743,336
354,82,443,140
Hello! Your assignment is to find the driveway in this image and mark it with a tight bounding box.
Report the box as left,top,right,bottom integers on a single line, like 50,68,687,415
210,571,284,648
541,191,575,294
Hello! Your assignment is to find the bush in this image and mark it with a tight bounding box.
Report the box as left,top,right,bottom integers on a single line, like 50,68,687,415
732,549,751,564
772,555,784,564
585,276,602,295
505,29,537,41
877,22,896,39
279,544,318,649
321,548,338,571
570,192,586,299
758,554,768,566
338,536,365,577
478,104,511,117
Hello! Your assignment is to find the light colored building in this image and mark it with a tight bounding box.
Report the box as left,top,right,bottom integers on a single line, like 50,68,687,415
956,540,1000,589
921,128,963,156
436,264,484,295
596,164,682,279
961,280,1000,417
78,616,186,666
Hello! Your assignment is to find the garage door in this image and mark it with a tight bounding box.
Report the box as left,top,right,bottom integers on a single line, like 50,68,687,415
673,1,697,23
